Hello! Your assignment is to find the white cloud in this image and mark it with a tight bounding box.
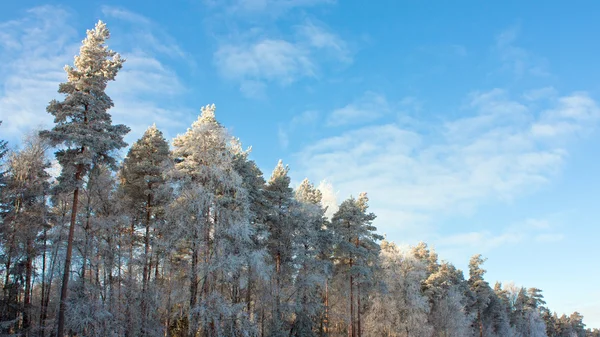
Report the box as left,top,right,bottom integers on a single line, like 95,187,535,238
215,39,314,85
0,6,78,141
0,6,191,148
292,89,597,246
296,20,351,63
531,92,600,138
534,233,564,243
523,87,557,101
327,91,389,126
214,21,350,98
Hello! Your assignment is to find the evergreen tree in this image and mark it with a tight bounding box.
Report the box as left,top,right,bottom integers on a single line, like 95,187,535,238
331,193,381,337
291,178,332,337
364,240,432,337
121,124,171,335
263,160,296,336
39,21,129,337
0,135,50,335
170,104,257,336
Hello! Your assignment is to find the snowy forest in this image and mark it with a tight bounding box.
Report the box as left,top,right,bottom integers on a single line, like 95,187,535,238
0,20,598,337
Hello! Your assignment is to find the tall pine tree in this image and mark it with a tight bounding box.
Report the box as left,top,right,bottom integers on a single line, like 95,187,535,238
39,21,129,337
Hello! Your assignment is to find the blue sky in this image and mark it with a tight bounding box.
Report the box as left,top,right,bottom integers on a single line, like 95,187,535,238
1,0,599,328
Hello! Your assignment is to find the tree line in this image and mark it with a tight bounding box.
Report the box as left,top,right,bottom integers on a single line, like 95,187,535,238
0,20,597,337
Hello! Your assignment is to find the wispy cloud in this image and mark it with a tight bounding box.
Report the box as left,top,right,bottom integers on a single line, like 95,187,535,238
438,217,565,256
214,19,351,98
0,6,191,147
278,110,319,148
494,25,549,78
0,6,78,142
215,39,315,87
327,91,389,127
293,88,597,246
205,0,334,17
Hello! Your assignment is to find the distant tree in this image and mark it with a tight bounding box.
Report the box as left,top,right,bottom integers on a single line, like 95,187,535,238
39,21,128,337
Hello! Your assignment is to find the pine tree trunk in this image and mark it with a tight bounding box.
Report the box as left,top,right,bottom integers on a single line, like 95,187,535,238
57,163,83,337
41,210,64,337
356,282,361,337
142,192,152,336
355,239,361,337
126,216,135,337
349,258,355,337
23,238,33,336
276,251,281,327
39,228,47,337
478,311,483,337
324,279,329,335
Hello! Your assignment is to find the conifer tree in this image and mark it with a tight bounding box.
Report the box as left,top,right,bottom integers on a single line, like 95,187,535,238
331,193,381,337
264,160,296,336
291,178,331,336
121,125,171,335
170,104,257,336
0,135,50,335
39,21,128,337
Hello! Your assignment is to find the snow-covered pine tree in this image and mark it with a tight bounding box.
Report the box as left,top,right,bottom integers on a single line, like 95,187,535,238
423,260,473,337
291,178,332,337
170,104,257,336
39,20,129,337
0,135,51,335
121,124,171,335
263,160,296,336
363,240,433,337
331,193,381,337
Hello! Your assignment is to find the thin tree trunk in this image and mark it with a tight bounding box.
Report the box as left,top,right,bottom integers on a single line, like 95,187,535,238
357,282,361,337
57,163,83,337
349,257,355,337
41,208,65,337
324,279,329,335
355,238,361,337
142,191,152,336
126,216,135,337
23,238,34,336
39,228,47,337
478,311,483,337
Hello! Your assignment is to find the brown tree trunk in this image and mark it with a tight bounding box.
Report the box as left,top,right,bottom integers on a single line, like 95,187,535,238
57,163,83,337
324,279,329,335
39,228,48,337
355,238,361,337
349,257,355,337
479,311,483,337
23,238,34,336
142,192,152,336
357,282,361,337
